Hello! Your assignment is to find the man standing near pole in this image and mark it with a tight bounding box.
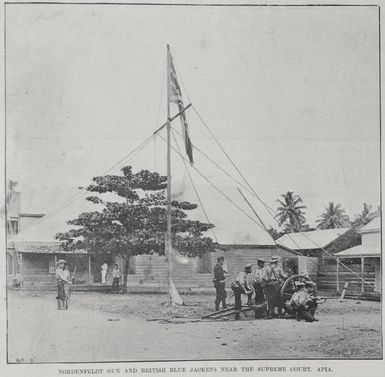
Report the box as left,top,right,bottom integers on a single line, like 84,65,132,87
213,256,227,311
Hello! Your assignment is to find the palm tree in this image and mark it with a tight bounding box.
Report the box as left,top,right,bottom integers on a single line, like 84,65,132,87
352,203,379,228
316,202,350,229
276,191,307,233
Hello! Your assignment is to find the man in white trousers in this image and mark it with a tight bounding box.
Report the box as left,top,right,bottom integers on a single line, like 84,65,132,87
101,261,108,284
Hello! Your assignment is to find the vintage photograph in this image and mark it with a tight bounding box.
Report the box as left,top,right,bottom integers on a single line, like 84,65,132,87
3,2,382,363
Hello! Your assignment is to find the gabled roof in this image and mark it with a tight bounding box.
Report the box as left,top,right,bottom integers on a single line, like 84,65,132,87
276,228,350,251
10,184,277,246
335,245,380,258
360,216,380,234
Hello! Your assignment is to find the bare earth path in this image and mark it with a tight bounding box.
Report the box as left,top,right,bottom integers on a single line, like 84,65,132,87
7,290,381,363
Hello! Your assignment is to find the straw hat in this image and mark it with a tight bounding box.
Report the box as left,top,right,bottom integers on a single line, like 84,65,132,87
56,259,66,265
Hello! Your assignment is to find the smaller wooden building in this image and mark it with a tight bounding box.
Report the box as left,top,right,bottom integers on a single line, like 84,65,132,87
335,217,381,295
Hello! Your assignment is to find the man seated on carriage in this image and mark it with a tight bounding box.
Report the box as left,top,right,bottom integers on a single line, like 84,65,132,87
231,264,253,320
285,281,304,317
264,256,288,319
289,281,319,322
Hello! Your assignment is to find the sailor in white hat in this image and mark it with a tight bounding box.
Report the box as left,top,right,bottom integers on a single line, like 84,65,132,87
267,256,288,281
55,259,72,310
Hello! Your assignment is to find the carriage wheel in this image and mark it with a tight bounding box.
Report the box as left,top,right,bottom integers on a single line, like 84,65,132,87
280,274,311,303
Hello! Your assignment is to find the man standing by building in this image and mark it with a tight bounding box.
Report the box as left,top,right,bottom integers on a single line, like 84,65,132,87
112,263,121,293
231,264,253,320
213,256,227,311
55,259,72,310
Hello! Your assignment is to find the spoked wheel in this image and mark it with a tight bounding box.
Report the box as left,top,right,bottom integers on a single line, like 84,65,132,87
280,274,311,303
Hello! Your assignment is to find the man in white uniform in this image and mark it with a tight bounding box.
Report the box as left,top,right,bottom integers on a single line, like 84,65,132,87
101,262,108,284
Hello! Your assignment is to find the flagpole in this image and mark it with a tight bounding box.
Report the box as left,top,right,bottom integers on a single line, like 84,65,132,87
166,44,172,304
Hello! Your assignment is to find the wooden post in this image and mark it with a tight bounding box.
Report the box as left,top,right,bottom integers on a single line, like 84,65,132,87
339,282,349,302
336,256,340,293
18,253,23,275
13,254,17,276
88,254,92,287
166,44,172,301
361,255,365,293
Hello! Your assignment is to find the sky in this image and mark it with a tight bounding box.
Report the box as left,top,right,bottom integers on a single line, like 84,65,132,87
5,4,381,243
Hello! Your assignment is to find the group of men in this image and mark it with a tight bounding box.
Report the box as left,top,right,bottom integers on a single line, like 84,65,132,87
213,256,318,322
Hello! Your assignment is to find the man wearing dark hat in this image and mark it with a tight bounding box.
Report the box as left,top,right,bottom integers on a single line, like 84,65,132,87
213,256,227,311
55,259,72,310
231,264,253,320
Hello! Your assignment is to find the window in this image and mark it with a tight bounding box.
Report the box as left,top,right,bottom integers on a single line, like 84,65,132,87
48,257,56,274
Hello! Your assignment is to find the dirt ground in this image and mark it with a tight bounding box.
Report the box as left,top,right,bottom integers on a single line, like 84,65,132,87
7,289,382,363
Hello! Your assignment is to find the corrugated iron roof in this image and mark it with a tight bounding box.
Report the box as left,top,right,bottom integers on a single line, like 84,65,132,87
335,245,380,257
12,184,276,246
360,216,380,234
276,228,350,251
13,241,87,254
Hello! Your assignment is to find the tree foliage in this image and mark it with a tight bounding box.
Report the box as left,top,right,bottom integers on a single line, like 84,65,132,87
352,203,379,229
56,166,217,260
267,226,283,241
316,202,350,229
